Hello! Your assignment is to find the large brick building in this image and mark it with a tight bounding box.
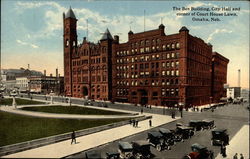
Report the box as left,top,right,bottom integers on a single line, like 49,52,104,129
63,8,229,107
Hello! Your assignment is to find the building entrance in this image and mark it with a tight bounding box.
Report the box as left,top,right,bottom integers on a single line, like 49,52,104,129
82,86,88,96
138,89,148,105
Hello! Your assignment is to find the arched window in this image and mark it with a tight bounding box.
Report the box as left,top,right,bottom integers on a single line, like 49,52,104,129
66,39,69,47
176,42,180,49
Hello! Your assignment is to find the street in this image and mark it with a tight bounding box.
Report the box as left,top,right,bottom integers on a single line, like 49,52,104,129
65,102,249,159
15,94,249,158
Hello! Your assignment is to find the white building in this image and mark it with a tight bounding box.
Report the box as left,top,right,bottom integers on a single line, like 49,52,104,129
15,77,29,93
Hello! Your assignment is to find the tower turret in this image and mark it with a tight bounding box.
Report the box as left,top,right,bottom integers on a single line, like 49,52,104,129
63,7,78,97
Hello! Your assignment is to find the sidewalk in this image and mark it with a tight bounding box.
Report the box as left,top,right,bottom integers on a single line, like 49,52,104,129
0,104,141,119
1,113,179,158
216,125,249,159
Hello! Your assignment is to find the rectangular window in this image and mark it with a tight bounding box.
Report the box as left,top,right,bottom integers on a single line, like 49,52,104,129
162,62,166,68
176,70,179,76
162,71,165,76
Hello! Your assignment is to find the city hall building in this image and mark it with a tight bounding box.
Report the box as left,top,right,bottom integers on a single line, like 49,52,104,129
63,8,229,107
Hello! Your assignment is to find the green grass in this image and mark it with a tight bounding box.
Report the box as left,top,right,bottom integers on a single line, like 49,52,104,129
20,106,129,115
0,111,129,147
0,98,44,106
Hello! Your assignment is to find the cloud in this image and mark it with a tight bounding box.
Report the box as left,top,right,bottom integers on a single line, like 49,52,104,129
14,1,182,43
16,39,39,49
207,29,232,42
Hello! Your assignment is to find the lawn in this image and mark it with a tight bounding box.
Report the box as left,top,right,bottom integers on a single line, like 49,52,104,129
0,98,44,106
20,105,129,115
0,111,129,147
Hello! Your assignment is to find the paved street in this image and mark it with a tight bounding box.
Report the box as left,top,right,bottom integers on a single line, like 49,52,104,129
66,102,249,159
1,94,249,158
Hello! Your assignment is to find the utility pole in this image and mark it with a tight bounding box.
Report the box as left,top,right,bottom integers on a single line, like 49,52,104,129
144,10,146,32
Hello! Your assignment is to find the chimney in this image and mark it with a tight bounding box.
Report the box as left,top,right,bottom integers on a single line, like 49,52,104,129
44,70,46,76
28,64,30,70
114,35,119,43
56,68,58,78
238,69,241,87
58,74,60,77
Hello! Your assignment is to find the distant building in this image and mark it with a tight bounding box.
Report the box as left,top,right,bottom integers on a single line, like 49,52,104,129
15,77,29,93
227,87,241,99
0,68,43,91
63,8,229,107
29,76,64,95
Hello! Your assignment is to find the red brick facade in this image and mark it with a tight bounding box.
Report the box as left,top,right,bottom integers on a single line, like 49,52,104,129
63,8,229,107
211,52,229,103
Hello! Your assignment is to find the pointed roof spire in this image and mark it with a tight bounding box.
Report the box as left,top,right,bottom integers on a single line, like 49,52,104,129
100,28,113,41
65,6,76,19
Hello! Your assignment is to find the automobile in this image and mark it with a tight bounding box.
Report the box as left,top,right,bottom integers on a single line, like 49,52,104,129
201,119,215,129
211,128,229,146
158,128,175,146
184,143,214,159
131,140,151,159
97,102,108,107
9,90,18,97
147,131,168,151
85,151,102,159
233,98,241,104
189,120,203,131
106,152,120,159
84,100,94,106
174,126,194,139
118,142,133,159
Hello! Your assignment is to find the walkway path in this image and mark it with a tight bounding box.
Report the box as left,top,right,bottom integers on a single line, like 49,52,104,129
1,112,179,158
216,125,249,159
0,104,141,119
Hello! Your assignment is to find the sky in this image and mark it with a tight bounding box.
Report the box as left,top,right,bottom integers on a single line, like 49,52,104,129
1,0,249,89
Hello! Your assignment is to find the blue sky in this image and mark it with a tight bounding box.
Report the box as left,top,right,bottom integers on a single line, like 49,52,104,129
1,0,249,89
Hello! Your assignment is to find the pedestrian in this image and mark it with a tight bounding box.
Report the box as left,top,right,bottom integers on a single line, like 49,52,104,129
132,119,135,127
221,144,226,157
141,108,143,114
149,119,152,127
136,120,138,127
71,131,76,144
240,154,244,159
171,111,175,119
129,119,132,125
233,153,238,159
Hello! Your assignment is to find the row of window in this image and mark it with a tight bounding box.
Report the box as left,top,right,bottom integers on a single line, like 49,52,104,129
116,88,179,97
117,42,180,56
72,57,107,66
116,78,179,86
116,70,179,78
116,61,179,72
161,88,179,96
116,52,179,64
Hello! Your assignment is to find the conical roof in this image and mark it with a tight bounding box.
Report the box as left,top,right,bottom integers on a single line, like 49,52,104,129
65,7,76,19
100,28,113,41
179,26,189,32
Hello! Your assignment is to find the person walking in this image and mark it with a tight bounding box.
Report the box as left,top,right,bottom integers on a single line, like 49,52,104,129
71,131,76,144
221,144,227,157
136,120,138,127
149,119,152,127
132,119,135,127
240,154,244,159
233,153,238,159
141,108,143,114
